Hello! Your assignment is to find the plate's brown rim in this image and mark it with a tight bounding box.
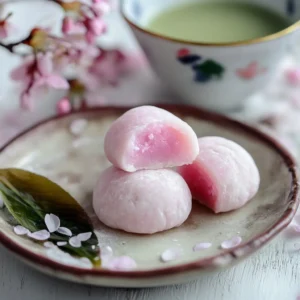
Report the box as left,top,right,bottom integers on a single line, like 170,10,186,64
0,104,298,280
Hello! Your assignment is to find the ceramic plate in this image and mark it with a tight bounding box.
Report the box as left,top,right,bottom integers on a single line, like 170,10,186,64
0,105,298,287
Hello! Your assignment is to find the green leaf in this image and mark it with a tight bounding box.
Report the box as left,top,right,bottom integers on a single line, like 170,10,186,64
0,168,100,266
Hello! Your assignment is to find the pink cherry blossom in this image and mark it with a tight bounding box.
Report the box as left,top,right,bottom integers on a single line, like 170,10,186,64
0,21,10,39
85,18,106,36
20,91,33,110
10,57,35,81
56,97,72,115
62,17,84,35
92,0,111,15
88,50,123,84
83,17,106,44
35,53,69,89
0,13,14,39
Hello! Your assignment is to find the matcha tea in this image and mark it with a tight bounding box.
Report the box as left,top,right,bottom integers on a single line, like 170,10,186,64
147,2,292,43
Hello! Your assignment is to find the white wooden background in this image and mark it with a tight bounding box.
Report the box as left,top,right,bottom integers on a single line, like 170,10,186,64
1,2,300,299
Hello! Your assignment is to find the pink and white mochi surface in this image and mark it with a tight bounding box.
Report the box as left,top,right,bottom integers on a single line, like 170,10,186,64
178,137,260,213
104,106,199,172
93,167,192,234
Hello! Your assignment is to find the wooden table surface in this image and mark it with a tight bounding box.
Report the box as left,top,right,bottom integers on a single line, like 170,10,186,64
0,4,300,300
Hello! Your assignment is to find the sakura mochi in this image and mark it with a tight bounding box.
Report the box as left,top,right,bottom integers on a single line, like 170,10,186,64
93,167,192,234
178,137,260,213
104,106,199,172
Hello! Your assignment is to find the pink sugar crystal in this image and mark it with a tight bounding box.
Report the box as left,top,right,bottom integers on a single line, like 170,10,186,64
104,106,199,172
178,137,260,213
93,167,192,234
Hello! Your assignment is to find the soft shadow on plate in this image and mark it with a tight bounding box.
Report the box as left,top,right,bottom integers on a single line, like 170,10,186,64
0,105,298,287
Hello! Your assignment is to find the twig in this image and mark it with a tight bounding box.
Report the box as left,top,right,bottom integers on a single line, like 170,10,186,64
0,41,21,53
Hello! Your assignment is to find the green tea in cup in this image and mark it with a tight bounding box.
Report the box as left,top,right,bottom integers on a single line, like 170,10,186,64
147,2,292,43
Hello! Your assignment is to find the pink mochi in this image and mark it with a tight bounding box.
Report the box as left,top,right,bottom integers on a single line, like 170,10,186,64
93,167,192,234
104,106,199,172
178,137,260,213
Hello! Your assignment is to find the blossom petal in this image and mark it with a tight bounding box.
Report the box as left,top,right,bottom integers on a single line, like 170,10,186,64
57,226,72,236
10,59,34,81
0,26,8,39
77,232,92,242
37,52,53,76
28,230,50,241
69,236,82,248
46,75,69,89
193,242,212,251
14,225,30,235
221,236,242,249
44,241,56,248
160,248,182,262
45,213,60,233
69,119,88,136
107,256,137,271
57,241,67,246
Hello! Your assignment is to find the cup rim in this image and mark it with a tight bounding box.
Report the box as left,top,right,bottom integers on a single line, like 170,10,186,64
121,2,300,47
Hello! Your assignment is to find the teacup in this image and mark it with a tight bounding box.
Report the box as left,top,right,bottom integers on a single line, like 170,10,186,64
121,0,300,112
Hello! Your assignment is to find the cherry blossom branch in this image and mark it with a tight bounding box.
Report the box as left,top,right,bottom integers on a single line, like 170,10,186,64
0,0,142,113
0,40,21,53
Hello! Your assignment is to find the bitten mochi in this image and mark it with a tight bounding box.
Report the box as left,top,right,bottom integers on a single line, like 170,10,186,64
178,137,260,213
93,167,192,234
104,106,199,172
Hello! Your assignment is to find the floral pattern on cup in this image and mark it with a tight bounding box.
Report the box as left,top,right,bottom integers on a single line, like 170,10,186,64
236,62,267,80
286,0,296,16
176,48,225,83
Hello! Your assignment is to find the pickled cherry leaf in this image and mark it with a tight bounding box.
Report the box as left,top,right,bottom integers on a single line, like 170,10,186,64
0,168,100,266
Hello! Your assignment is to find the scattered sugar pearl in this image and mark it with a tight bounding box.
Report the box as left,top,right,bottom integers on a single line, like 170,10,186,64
91,245,96,250
286,68,300,85
45,214,60,233
107,256,137,271
221,236,242,249
69,119,88,136
57,241,67,246
28,230,50,241
193,242,212,252
160,248,182,262
14,225,29,235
